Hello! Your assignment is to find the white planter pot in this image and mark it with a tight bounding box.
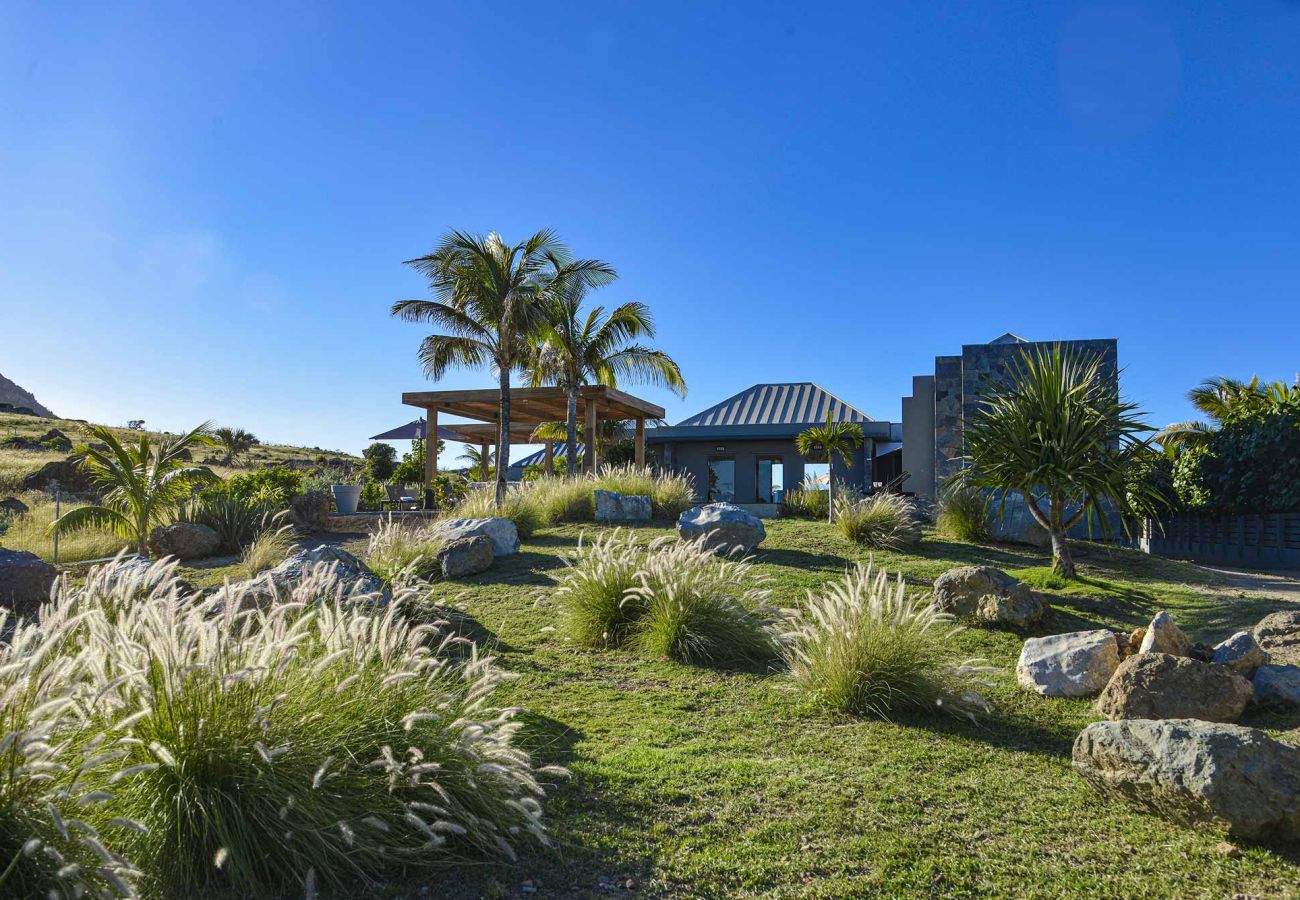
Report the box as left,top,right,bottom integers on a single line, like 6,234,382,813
332,484,362,515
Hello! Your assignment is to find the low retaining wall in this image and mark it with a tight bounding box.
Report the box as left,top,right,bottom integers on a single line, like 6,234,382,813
1140,513,1300,570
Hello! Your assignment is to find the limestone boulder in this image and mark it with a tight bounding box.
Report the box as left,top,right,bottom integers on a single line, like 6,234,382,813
594,490,651,523
1072,718,1300,841
94,554,196,598
289,491,332,533
1137,610,1193,657
932,565,1045,624
0,548,56,618
435,517,520,557
1254,610,1300,666
677,503,765,554
436,535,494,579
1252,664,1300,709
1016,629,1120,698
147,522,220,560
1096,653,1253,723
1212,630,1269,678
975,589,1045,628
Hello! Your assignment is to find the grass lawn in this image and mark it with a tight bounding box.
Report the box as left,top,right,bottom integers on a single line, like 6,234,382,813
170,519,1300,898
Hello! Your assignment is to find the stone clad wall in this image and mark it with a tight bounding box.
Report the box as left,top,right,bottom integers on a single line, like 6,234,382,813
933,356,964,487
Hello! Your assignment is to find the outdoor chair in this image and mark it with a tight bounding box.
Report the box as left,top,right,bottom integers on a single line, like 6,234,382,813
381,484,420,511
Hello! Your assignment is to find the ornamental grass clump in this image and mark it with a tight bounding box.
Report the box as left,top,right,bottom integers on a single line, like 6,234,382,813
366,519,447,586
833,492,922,550
553,529,648,645
590,464,695,520
777,563,995,721
936,481,992,543
529,475,594,523
450,486,546,539
237,523,296,578
14,558,562,898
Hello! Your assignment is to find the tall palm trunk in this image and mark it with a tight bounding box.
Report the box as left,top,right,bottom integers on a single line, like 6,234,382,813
565,384,579,478
827,474,835,524
496,366,511,505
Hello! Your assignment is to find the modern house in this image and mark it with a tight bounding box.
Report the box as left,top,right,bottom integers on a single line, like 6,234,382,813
647,383,901,511
901,333,1119,499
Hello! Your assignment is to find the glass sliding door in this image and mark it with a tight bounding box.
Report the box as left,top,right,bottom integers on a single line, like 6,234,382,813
756,456,784,504
707,457,736,502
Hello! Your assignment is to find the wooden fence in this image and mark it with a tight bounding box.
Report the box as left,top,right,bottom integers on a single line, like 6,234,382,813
1140,513,1300,569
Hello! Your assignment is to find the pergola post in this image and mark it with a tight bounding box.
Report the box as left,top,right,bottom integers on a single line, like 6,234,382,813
480,443,490,482
424,408,437,509
584,398,598,474
635,417,646,468
544,440,555,475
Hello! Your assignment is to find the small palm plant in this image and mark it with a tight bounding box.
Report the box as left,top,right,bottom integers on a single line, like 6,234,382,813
795,414,864,523
212,426,259,465
51,423,218,555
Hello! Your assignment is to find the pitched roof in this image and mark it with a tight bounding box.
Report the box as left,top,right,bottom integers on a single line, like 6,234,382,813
988,332,1028,345
510,443,585,468
675,383,873,427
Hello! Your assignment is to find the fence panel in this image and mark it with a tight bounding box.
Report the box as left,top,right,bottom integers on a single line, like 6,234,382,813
1141,512,1300,569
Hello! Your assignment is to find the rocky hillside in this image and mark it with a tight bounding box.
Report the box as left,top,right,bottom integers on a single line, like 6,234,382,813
0,373,54,418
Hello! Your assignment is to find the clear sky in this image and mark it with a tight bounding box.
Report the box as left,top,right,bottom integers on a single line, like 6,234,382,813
3,2,1298,465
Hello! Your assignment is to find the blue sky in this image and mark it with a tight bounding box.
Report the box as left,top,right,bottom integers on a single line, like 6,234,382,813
3,1,1299,465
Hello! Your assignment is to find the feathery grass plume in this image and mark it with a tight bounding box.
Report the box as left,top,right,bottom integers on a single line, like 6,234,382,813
778,484,829,520
833,493,922,550
590,464,695,520
552,529,649,645
49,557,561,896
238,524,296,578
366,519,447,586
0,609,143,898
528,475,595,523
936,481,992,543
628,538,776,666
777,563,995,721
449,486,546,539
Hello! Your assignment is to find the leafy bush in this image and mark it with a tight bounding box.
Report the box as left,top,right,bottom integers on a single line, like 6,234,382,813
554,534,775,665
180,491,279,553
362,442,397,482
936,482,991,542
366,519,446,586
237,524,295,577
451,486,546,540
776,563,994,720
17,559,562,897
834,493,921,550
1172,397,1300,513
225,466,303,509
779,485,829,519
359,478,386,511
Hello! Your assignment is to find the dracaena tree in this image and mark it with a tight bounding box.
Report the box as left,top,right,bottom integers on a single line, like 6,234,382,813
51,423,219,555
392,229,613,504
530,274,686,476
956,344,1162,579
795,414,864,523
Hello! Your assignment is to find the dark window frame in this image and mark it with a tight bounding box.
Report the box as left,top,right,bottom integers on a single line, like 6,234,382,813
755,455,784,504
706,455,737,503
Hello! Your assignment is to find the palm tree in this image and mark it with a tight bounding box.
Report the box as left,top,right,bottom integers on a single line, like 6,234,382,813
795,414,864,523
530,273,686,476
957,345,1161,579
51,423,218,556
392,229,613,504
458,444,494,479
1156,376,1300,449
213,426,259,465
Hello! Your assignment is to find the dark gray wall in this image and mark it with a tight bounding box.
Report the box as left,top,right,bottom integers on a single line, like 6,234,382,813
660,438,873,502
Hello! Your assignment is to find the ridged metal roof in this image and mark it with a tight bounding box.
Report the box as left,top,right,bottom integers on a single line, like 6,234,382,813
675,383,874,427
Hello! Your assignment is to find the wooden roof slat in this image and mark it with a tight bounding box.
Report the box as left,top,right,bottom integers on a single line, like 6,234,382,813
403,385,664,424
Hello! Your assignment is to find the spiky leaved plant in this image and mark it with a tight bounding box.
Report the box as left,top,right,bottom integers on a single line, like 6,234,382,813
777,563,995,721
833,492,922,550
45,558,564,897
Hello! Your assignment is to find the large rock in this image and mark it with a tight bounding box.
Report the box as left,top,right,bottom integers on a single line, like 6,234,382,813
0,548,56,618
1072,718,1300,841
435,535,494,579
1096,653,1253,723
1137,610,1193,657
147,522,220,560
1212,630,1269,678
594,490,651,523
21,456,97,495
289,491,332,533
1016,629,1120,698
1252,664,1300,708
1254,610,1300,666
231,544,388,606
435,517,520,557
676,503,765,553
0,496,29,516
93,554,196,598
931,565,1045,623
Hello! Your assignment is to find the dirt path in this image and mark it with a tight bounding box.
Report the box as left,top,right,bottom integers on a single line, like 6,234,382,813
1192,564,1300,601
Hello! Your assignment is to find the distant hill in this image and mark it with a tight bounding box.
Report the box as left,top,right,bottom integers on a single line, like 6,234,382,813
0,373,54,418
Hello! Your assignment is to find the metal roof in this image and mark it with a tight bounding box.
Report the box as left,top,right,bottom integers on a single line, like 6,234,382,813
510,443,585,469
675,383,874,427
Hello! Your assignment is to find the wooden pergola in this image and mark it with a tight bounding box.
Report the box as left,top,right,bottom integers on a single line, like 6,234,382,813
402,385,666,486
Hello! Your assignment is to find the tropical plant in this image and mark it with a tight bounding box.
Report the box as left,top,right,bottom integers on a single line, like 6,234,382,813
956,345,1162,578
1156,375,1300,449
393,229,613,504
212,426,259,465
529,418,628,471
935,481,992,542
51,423,218,555
834,492,921,550
458,444,494,479
529,271,685,476
776,563,995,721
224,466,304,509
795,415,864,523
178,491,280,554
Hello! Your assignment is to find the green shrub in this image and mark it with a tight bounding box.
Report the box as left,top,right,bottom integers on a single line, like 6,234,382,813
777,563,994,720
936,482,991,542
553,530,648,645
29,559,562,897
362,442,397,482
450,486,546,540
779,486,829,519
359,478,386,511
834,493,921,550
225,466,303,509
366,519,446,586
1173,396,1300,513
180,491,279,553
